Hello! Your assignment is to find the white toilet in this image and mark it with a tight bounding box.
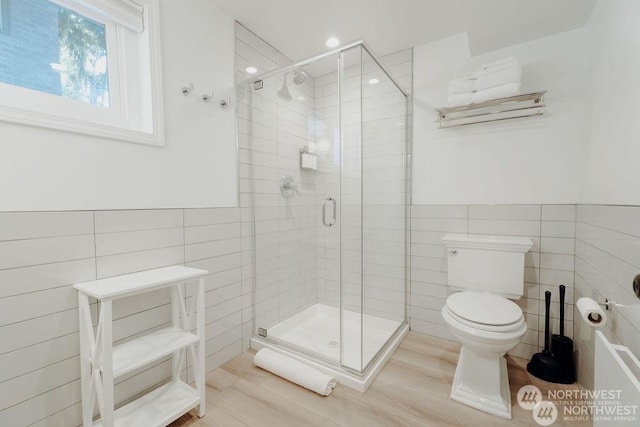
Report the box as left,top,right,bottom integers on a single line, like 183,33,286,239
441,233,532,419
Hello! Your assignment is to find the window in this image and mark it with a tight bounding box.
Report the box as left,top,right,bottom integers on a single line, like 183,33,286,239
0,0,164,146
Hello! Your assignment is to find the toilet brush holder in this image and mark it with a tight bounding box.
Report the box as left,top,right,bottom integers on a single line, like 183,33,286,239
527,291,565,382
550,284,576,384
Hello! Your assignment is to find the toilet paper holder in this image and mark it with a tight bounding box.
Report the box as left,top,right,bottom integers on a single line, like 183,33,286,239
600,273,640,311
602,299,621,311
601,299,638,311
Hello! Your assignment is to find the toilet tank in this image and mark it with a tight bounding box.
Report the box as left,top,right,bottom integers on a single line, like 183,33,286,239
442,234,532,299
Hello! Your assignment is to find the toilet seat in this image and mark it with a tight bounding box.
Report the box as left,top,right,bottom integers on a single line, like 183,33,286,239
445,292,524,332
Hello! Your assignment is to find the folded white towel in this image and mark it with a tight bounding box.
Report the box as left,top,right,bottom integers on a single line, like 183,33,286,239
472,83,521,104
480,56,519,70
447,92,474,107
475,65,522,91
449,77,476,95
254,348,337,396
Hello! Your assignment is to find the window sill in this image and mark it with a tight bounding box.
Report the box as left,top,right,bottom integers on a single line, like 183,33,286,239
0,104,164,147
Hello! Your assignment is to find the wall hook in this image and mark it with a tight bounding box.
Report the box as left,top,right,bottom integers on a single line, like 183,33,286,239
201,92,214,103
181,83,194,96
220,97,231,109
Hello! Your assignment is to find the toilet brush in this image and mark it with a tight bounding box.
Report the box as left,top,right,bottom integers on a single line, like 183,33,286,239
550,284,576,384
527,291,564,382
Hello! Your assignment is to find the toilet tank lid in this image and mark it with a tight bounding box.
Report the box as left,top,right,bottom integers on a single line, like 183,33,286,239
442,234,532,252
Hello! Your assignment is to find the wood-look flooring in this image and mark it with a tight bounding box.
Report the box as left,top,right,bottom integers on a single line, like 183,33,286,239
170,332,590,426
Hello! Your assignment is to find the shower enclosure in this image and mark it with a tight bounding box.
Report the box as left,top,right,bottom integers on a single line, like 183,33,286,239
244,40,410,390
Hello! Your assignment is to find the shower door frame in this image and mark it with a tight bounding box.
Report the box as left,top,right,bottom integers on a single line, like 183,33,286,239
250,39,408,97
247,39,411,379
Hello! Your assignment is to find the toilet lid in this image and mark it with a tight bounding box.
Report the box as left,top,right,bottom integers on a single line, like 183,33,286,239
446,292,522,325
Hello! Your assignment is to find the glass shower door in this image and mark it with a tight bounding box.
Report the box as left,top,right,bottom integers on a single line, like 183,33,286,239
339,44,408,374
360,48,407,373
339,46,364,372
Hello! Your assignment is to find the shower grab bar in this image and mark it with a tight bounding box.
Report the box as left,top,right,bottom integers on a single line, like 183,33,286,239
322,197,336,227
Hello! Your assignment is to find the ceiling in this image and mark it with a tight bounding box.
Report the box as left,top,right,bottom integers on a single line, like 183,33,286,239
210,0,596,61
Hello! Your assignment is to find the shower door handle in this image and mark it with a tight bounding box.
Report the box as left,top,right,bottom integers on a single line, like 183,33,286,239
322,197,336,227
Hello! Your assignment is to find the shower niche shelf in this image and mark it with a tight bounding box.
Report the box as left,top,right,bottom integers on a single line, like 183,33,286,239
74,265,208,427
435,91,546,129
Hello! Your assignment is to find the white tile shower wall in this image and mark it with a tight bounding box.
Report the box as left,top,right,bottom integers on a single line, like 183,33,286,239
235,22,319,333
574,204,640,389
410,204,576,360
0,208,244,426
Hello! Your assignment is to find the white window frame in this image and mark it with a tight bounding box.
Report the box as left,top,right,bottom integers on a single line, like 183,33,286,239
0,0,165,146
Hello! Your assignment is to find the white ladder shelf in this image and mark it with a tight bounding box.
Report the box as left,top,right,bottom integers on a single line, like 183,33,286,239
74,265,209,427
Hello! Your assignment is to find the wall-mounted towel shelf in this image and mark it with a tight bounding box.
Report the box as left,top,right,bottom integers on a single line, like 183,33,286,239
435,91,546,129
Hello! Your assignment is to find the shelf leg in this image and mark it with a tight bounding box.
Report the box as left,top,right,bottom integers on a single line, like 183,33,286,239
171,285,181,382
100,300,114,427
197,278,206,417
79,294,93,427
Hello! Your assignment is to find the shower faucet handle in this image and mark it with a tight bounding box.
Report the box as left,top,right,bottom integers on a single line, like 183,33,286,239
280,174,300,198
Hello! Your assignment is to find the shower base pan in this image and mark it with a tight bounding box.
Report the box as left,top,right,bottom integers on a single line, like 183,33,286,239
251,303,408,392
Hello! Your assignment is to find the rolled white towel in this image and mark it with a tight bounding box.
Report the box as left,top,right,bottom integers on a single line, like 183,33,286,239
475,65,522,91
480,56,519,70
472,82,521,104
448,77,476,95
253,348,337,396
447,92,474,107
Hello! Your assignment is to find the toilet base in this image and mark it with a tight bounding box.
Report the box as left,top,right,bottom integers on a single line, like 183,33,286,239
450,346,512,419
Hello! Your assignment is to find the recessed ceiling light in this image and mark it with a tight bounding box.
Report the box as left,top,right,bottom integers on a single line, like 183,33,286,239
246,66,258,74
368,78,379,85
325,37,340,48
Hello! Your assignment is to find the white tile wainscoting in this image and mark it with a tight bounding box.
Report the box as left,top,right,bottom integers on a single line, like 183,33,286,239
574,205,640,389
1,204,639,424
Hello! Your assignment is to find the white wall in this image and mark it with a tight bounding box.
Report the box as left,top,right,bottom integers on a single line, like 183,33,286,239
412,31,586,205
571,0,640,390
574,204,640,389
580,0,640,205
0,0,237,211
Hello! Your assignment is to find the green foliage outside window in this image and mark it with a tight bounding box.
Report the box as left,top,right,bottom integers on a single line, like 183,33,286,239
58,8,110,107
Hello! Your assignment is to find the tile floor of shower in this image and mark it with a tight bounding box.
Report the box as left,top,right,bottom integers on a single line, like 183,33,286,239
265,303,402,370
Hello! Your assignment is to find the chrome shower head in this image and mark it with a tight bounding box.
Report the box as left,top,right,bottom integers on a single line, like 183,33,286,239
292,69,307,85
